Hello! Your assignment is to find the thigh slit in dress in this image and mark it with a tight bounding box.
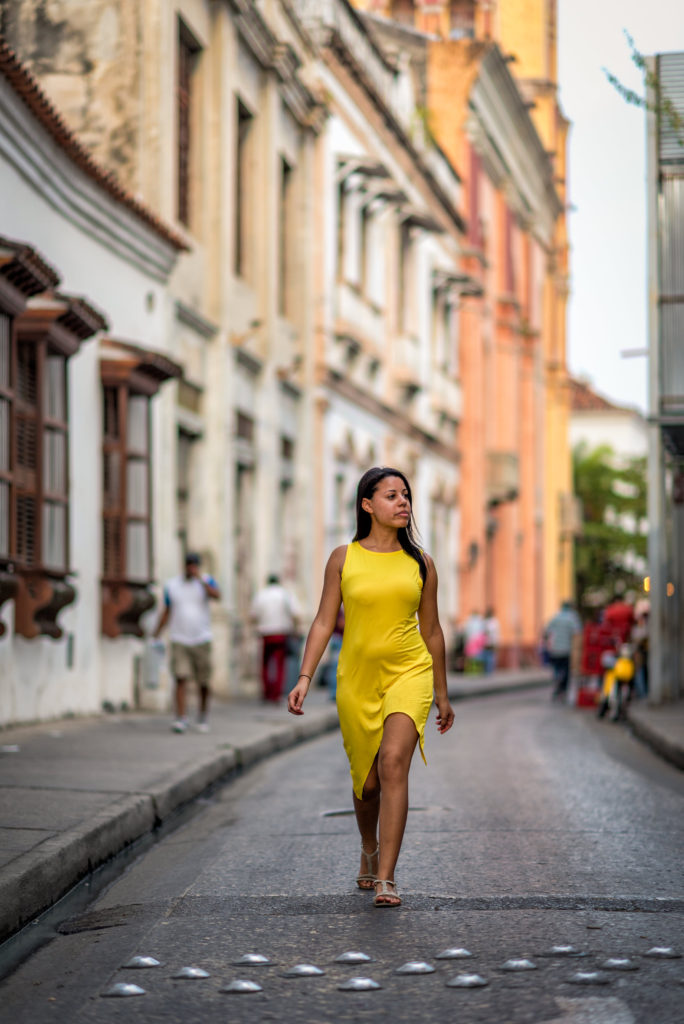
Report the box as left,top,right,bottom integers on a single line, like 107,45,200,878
336,542,434,799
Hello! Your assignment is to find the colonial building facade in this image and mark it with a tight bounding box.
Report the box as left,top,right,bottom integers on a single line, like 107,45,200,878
352,0,573,662
0,39,184,722
1,0,571,722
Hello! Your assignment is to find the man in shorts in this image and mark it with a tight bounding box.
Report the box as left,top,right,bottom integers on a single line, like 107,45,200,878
155,552,221,732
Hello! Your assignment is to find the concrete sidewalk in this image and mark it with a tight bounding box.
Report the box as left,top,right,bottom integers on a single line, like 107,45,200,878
1,665,678,946
627,700,684,772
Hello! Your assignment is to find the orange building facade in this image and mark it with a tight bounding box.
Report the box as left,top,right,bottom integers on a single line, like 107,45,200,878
354,0,573,664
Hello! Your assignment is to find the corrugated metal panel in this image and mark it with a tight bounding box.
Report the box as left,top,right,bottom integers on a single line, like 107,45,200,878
658,88,684,410
659,176,684,293
658,53,684,164
660,303,684,409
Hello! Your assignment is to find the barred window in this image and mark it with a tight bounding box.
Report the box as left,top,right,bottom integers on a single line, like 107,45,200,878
0,313,13,561
102,386,152,584
5,337,69,573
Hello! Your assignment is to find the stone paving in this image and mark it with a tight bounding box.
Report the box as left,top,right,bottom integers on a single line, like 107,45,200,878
0,666,681,951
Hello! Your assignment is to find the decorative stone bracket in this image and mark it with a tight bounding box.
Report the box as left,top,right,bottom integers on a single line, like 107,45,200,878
14,572,77,639
102,582,156,639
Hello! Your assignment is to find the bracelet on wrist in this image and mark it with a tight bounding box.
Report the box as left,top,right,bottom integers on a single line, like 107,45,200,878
298,673,311,680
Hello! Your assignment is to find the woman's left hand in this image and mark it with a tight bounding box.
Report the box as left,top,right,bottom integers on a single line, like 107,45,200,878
435,697,455,734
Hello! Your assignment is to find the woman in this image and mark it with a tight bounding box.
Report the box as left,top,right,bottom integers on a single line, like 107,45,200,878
288,467,454,907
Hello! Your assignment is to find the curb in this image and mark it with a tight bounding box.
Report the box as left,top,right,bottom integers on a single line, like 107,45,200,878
0,706,340,945
0,793,156,948
448,675,552,701
627,711,684,772
4,684,557,944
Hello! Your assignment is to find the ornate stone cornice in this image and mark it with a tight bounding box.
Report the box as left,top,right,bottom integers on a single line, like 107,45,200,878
326,368,459,464
228,0,326,133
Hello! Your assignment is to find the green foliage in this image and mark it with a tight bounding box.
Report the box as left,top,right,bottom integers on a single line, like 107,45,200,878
603,31,684,147
573,442,647,610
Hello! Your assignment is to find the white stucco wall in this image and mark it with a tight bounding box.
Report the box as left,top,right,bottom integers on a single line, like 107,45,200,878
570,409,648,460
0,74,180,724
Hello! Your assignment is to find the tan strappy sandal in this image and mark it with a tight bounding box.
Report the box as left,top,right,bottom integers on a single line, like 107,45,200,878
373,879,401,907
356,844,379,890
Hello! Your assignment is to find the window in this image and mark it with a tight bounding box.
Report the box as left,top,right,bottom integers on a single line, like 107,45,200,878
504,206,516,296
278,157,294,317
450,1,476,39
0,240,104,638
468,146,483,249
100,344,179,638
360,204,371,297
0,313,13,561
235,99,254,277
391,0,414,27
177,19,201,227
9,339,69,574
177,427,196,557
102,386,151,585
336,181,346,282
398,222,415,334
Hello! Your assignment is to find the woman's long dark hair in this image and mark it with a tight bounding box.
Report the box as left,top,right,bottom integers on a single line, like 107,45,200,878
353,466,427,584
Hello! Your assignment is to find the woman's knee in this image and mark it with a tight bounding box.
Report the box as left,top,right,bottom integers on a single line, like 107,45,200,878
378,746,409,785
361,779,380,801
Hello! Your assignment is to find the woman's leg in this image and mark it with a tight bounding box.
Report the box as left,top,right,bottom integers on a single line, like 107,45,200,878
376,712,419,884
353,758,380,887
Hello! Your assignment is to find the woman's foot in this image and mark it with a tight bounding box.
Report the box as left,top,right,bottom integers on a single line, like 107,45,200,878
356,844,379,890
373,879,401,907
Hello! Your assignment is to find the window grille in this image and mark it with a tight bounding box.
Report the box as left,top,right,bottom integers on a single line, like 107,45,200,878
102,385,152,583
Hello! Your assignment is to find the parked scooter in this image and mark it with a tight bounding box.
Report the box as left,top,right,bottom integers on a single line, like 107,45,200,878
597,644,635,721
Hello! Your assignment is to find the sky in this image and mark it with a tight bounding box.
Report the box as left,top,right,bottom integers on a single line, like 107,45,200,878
557,0,681,413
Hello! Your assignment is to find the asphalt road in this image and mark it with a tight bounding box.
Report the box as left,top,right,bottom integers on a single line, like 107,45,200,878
2,690,683,1023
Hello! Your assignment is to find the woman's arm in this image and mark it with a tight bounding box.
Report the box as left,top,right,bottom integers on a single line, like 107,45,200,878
287,546,346,715
418,554,455,734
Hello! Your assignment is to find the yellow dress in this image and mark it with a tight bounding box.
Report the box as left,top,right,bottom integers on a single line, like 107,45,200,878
336,541,434,799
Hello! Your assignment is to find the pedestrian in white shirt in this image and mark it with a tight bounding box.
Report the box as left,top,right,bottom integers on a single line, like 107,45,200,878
155,552,221,732
251,575,300,702
483,608,500,674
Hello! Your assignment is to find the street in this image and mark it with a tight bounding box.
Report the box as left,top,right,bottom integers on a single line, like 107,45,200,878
1,689,683,1023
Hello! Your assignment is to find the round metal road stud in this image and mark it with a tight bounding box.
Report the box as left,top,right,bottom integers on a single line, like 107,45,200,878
172,966,210,979
221,979,263,993
436,948,472,960
232,953,273,966
538,946,584,957
395,961,436,975
282,964,325,977
446,973,488,988
122,956,161,969
335,951,373,964
568,971,611,985
644,947,681,959
602,958,638,971
102,982,146,997
338,976,381,991
500,958,537,971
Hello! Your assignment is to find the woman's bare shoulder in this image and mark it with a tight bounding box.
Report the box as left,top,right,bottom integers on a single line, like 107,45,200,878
328,544,349,570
